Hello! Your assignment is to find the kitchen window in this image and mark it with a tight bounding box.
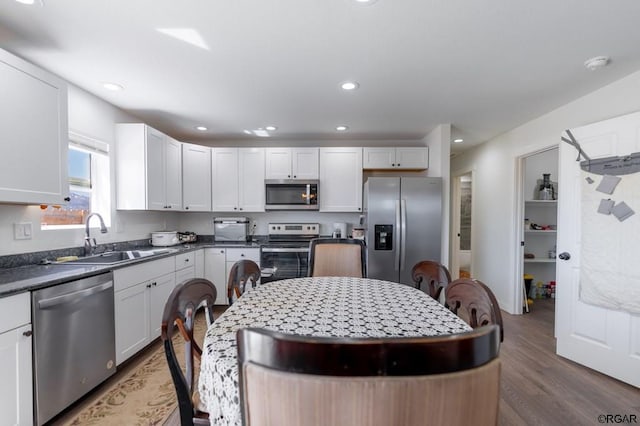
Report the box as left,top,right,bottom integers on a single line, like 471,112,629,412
41,132,111,229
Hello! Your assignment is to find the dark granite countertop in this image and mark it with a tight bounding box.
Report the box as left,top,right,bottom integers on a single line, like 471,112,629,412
0,241,262,298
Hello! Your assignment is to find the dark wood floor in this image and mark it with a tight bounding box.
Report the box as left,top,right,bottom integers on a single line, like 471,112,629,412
498,299,639,425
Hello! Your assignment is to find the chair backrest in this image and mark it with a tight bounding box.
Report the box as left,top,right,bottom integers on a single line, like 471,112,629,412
227,259,261,304
237,325,500,426
411,260,452,300
161,278,217,426
445,278,504,342
307,238,366,277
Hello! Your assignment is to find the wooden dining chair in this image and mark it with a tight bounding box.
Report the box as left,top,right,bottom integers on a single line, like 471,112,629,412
227,259,261,305
307,238,366,278
445,278,504,342
161,278,217,426
411,260,452,301
236,325,501,426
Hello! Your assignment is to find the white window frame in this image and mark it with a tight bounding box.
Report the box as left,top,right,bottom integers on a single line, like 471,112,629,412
41,131,111,230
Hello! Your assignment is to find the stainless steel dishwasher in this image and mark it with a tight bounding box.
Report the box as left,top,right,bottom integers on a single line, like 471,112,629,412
32,272,116,425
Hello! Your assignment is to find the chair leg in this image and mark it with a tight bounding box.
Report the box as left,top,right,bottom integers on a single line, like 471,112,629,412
523,284,529,313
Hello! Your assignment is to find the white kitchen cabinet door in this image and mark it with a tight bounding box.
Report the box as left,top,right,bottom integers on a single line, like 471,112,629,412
363,147,428,170
225,248,261,292
0,325,33,426
0,292,32,426
239,148,265,212
0,48,69,206
211,148,239,212
292,148,319,179
194,249,205,278
182,143,212,211
363,147,395,169
148,272,177,339
319,147,363,212
145,129,166,211
395,147,428,169
114,282,149,365
204,248,228,305
266,147,319,179
164,137,183,210
265,148,292,179
116,124,183,211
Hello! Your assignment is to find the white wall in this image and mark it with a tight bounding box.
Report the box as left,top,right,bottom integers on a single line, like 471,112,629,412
451,69,640,314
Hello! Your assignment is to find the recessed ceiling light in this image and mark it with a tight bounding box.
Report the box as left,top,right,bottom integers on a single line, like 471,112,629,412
341,81,359,91
196,126,208,131
15,0,35,4
265,126,277,131
157,28,210,50
243,130,253,135
102,82,124,91
584,56,609,71
354,0,378,4
336,126,349,132
453,138,464,143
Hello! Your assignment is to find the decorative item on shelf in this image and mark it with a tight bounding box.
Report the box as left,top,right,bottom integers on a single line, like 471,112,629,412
524,253,535,259
537,173,557,200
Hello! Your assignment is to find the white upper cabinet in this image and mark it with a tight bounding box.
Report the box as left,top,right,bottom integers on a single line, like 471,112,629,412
265,148,319,179
182,143,212,211
212,147,265,212
116,123,183,211
319,147,363,212
0,48,69,205
363,147,429,170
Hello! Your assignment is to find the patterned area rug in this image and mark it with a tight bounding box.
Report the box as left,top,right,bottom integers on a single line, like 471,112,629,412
55,312,209,426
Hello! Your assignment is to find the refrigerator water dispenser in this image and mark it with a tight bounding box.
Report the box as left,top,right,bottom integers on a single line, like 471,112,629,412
374,224,393,250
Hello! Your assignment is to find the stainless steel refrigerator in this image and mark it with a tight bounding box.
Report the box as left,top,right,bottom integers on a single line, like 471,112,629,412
364,177,442,284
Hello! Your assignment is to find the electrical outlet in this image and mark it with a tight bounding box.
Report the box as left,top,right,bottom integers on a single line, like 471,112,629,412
14,222,32,240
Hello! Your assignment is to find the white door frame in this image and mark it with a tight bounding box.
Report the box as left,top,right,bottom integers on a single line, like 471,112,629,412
450,169,474,280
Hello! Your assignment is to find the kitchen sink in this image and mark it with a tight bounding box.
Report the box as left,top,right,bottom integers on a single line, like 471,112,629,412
54,248,178,265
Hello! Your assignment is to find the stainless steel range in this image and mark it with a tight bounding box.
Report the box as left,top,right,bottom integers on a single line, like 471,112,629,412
260,223,319,283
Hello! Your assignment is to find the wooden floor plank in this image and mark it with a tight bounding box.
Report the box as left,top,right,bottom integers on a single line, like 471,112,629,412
499,299,639,425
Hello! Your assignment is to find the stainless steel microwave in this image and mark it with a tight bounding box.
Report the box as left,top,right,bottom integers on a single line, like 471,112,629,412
265,179,319,210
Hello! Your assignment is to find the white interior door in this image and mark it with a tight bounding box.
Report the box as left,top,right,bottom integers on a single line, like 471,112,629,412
556,112,640,388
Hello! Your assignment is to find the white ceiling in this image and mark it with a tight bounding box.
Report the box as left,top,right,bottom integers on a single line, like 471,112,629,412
2,1,640,153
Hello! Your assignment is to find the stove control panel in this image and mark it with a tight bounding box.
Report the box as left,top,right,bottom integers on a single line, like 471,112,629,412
268,223,320,236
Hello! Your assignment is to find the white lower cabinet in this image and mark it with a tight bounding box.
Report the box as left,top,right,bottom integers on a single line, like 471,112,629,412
0,292,33,426
175,251,196,285
204,247,261,305
204,248,228,305
113,257,176,365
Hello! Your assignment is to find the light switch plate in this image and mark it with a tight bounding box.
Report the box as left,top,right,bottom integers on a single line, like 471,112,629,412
14,222,32,240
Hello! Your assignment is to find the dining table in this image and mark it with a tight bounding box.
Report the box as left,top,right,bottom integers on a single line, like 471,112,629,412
197,276,472,426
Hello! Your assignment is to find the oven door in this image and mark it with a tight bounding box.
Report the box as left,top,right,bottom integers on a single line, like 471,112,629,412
260,247,309,283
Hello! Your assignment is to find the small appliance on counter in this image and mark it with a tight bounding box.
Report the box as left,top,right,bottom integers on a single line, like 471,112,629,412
214,217,250,242
151,231,181,247
178,231,197,243
332,222,348,238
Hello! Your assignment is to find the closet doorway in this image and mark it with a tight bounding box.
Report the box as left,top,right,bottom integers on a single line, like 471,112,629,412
517,147,558,315
451,172,472,280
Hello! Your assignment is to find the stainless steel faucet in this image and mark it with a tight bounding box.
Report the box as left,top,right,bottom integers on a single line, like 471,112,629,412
84,212,108,256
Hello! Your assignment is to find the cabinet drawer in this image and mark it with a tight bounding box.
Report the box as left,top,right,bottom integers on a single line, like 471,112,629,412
225,248,260,263
175,252,195,270
0,292,30,333
113,257,175,292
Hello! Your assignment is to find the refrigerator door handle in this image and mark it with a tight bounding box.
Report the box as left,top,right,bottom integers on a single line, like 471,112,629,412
395,200,401,271
400,198,407,271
